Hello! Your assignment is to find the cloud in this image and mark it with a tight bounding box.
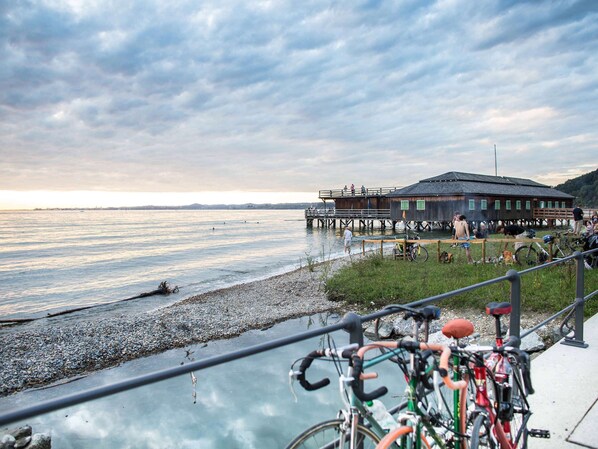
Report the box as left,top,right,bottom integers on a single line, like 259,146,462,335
0,0,597,206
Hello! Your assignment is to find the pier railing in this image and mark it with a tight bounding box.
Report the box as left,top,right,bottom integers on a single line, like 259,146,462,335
305,208,391,219
318,187,399,199
0,249,596,428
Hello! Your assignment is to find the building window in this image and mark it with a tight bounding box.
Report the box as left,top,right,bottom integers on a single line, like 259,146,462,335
481,199,487,210
494,200,501,210
516,200,522,210
562,201,566,208
469,199,475,210
416,200,425,210
540,201,545,208
506,200,512,210
525,200,531,210
400,200,409,210
548,201,553,208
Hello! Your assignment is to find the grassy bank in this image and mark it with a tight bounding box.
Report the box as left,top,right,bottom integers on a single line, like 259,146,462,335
325,246,598,316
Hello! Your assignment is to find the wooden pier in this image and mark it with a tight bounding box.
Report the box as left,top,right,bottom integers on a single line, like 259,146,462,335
305,208,396,230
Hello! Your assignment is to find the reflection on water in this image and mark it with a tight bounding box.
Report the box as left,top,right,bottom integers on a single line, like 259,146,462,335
1,313,406,449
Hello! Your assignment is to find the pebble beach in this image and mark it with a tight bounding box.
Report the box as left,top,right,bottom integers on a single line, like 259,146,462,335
0,257,556,398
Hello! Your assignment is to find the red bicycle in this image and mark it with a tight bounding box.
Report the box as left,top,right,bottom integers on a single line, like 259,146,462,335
454,302,548,448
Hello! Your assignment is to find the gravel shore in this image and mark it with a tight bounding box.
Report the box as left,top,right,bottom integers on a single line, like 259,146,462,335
0,257,557,398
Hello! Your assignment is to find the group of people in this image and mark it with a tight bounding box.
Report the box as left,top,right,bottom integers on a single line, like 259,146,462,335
342,184,366,195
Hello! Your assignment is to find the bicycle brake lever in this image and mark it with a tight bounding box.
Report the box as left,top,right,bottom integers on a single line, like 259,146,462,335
288,369,300,402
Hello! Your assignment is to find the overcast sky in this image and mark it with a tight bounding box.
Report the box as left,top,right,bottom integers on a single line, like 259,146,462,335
1,0,597,208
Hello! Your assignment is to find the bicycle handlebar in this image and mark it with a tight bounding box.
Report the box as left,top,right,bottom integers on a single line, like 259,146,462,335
458,338,535,395
296,350,331,391
350,340,467,402
294,344,360,392
502,336,534,395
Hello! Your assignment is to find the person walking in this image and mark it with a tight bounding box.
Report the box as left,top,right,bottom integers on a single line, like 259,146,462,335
573,205,584,236
454,215,473,263
343,227,353,254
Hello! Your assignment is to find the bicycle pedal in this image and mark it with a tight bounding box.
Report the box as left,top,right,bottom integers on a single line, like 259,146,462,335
528,428,550,438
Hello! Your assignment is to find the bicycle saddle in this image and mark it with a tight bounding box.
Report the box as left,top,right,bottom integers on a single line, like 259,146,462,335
442,319,474,339
485,302,512,316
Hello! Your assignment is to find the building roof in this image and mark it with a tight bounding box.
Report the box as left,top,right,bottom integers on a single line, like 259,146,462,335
389,171,574,199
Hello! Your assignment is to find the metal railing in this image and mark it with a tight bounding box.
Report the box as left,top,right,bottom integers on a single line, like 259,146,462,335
305,208,391,219
318,187,399,199
0,250,596,427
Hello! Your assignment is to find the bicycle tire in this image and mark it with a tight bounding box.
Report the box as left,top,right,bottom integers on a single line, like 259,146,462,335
514,246,538,267
376,425,429,449
470,414,497,449
409,245,429,262
285,419,381,449
507,367,529,449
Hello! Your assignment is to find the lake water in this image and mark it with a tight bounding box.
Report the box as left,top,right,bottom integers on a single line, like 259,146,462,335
0,209,355,320
0,313,406,448
0,209,413,447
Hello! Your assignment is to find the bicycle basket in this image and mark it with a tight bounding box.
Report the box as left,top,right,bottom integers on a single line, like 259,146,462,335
543,235,554,244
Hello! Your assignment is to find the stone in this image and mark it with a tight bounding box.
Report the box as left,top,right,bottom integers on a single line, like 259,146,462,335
0,435,16,449
7,427,31,440
28,434,51,449
520,330,545,352
393,317,442,338
14,437,31,449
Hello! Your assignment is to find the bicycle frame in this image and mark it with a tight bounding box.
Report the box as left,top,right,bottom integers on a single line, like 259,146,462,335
462,345,532,449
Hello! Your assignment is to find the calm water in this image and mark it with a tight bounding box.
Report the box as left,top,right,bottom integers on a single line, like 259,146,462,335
0,313,406,449
0,209,410,448
0,209,354,320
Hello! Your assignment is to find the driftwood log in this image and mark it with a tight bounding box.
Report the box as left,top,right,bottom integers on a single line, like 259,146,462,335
0,281,180,324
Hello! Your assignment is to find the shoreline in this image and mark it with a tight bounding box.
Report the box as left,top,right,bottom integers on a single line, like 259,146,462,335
0,259,347,397
0,255,558,398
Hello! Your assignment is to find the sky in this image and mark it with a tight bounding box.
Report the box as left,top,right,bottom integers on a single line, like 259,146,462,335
1,0,597,209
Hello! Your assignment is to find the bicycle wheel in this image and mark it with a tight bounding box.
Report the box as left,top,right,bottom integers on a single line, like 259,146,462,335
514,246,538,267
409,245,429,262
507,368,529,449
470,414,497,449
285,419,381,449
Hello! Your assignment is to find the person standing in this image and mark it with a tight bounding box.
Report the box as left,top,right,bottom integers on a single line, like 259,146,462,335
454,215,473,263
343,227,353,254
573,205,584,236
451,211,460,246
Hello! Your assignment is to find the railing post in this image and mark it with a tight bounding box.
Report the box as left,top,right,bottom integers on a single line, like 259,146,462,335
506,269,521,338
562,251,588,348
343,312,364,346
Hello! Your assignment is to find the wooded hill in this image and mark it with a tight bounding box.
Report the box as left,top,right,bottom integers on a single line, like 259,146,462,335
555,168,598,207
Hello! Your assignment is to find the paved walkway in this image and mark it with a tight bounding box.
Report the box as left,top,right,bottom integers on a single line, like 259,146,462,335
527,312,598,448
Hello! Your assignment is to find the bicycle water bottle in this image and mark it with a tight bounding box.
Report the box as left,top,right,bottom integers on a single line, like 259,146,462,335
366,400,397,431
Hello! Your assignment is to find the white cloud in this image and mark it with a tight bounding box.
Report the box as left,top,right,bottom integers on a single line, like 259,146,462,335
1,0,597,208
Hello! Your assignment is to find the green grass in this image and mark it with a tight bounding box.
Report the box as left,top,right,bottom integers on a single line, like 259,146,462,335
326,235,598,316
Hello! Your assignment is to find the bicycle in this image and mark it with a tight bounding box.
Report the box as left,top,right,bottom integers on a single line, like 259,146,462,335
514,232,574,266
378,302,546,449
454,302,549,449
393,232,429,262
286,306,467,449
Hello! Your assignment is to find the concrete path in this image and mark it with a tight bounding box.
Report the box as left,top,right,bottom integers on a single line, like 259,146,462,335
527,312,598,448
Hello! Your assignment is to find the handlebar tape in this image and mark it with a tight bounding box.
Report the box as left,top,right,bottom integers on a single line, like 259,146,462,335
297,350,331,391
350,354,388,401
